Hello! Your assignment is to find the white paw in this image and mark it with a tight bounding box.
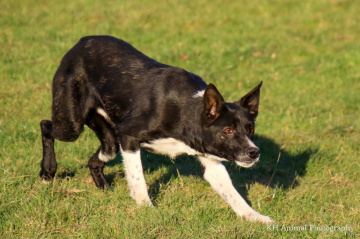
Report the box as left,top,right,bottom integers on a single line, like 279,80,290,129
244,211,274,223
135,197,153,207
42,178,52,184
130,191,153,207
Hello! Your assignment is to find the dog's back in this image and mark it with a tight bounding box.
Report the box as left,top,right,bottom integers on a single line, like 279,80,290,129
51,36,206,141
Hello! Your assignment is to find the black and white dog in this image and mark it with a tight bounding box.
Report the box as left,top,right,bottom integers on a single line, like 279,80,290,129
40,35,273,223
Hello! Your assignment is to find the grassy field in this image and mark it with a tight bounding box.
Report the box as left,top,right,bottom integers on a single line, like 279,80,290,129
1,0,360,237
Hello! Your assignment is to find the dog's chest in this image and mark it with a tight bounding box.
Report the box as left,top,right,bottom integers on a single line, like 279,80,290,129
141,138,200,158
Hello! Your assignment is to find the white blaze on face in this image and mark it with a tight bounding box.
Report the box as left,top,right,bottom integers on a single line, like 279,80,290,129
246,136,258,149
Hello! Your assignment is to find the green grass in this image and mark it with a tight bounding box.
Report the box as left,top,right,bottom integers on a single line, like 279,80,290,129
1,0,360,237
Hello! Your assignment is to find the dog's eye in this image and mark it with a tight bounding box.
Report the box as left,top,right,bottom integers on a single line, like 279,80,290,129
223,127,233,134
250,128,254,134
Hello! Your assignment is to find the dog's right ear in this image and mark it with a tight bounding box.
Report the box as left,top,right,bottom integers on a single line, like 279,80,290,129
237,81,262,120
202,83,226,125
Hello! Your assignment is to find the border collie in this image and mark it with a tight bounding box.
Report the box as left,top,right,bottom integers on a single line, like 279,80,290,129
40,35,273,223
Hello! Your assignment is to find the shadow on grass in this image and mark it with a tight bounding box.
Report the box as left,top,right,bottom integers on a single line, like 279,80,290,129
104,154,126,186
227,135,317,206
57,166,77,180
141,153,204,201
102,135,316,205
103,152,203,194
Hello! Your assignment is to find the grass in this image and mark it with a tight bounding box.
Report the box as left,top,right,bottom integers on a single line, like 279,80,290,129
1,0,360,237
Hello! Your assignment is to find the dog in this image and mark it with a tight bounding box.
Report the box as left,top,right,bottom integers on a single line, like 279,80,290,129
40,35,273,223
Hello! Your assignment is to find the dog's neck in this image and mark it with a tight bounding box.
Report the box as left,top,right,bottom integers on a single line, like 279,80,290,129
176,95,206,153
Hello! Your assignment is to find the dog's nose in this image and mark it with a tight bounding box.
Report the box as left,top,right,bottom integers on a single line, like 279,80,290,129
247,147,260,159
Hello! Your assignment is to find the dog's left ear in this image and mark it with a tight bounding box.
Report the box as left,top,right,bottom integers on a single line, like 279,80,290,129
237,81,262,120
203,83,226,125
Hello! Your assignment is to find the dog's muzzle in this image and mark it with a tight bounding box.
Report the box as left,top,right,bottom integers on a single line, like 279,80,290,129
235,147,260,168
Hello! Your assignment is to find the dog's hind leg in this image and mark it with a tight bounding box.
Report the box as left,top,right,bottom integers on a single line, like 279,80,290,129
86,109,119,189
40,67,91,182
39,120,57,182
39,117,85,182
198,156,274,223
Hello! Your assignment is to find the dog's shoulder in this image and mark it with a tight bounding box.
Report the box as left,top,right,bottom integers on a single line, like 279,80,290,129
159,67,207,92
78,35,130,48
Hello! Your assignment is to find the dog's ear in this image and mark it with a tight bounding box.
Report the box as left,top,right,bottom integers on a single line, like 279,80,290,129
237,81,262,120
203,83,226,125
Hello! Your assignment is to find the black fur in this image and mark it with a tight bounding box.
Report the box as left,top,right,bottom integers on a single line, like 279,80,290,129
40,35,262,187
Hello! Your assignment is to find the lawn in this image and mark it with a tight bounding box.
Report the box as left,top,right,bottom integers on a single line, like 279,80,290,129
0,0,359,238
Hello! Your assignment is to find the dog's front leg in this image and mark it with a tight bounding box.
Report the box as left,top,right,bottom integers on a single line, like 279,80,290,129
198,156,273,223
121,148,153,206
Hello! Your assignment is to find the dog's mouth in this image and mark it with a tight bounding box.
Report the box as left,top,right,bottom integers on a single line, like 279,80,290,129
234,155,259,168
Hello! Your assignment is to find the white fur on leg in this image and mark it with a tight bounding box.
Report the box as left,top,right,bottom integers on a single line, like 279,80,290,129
98,150,116,162
121,147,153,206
198,156,274,223
96,108,112,122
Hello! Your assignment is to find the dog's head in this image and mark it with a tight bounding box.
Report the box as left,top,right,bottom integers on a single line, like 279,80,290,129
201,82,262,168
